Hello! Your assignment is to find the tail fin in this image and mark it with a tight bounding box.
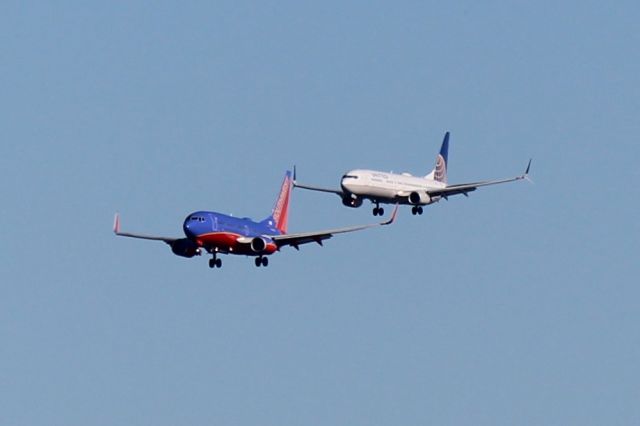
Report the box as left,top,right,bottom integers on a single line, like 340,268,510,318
425,132,449,183
265,171,293,234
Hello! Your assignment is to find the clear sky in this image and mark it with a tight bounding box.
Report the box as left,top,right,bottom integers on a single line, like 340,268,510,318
1,1,639,425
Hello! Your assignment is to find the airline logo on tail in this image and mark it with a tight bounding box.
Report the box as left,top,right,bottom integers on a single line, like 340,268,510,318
434,154,447,183
272,171,293,234
432,132,449,183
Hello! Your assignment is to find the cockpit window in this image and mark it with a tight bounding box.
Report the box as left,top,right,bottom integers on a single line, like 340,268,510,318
342,175,359,179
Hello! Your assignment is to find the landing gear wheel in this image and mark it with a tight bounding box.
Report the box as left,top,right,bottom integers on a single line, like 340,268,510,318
411,206,417,215
209,258,215,268
215,258,222,268
261,257,269,267
417,206,423,215
255,257,262,267
373,202,384,216
209,257,222,268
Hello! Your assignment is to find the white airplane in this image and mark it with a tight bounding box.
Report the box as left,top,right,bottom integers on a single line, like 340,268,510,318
293,132,531,216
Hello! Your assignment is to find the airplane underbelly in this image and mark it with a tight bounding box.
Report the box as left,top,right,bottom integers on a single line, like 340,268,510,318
353,185,396,200
197,232,238,249
196,232,277,255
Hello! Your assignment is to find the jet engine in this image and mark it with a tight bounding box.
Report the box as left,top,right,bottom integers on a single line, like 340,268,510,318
250,237,269,253
342,195,363,208
408,191,431,205
170,239,202,258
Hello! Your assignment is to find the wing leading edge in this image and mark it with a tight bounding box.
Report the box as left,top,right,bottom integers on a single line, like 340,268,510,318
269,204,398,250
292,181,344,196
292,165,345,197
113,213,179,243
426,159,532,199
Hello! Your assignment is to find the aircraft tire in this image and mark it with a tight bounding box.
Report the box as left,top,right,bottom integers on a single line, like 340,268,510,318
255,257,261,267
262,257,269,267
215,258,222,268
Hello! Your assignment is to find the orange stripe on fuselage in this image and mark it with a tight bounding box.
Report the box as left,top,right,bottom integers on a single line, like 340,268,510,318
196,232,277,255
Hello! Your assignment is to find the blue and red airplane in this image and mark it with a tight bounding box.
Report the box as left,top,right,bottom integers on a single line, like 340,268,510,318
114,171,397,268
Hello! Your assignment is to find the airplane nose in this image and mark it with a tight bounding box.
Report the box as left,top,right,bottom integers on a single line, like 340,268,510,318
183,221,194,237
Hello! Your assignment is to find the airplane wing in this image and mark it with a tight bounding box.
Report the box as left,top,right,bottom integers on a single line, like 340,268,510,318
292,181,345,196
269,205,398,249
113,213,179,243
426,159,531,199
292,166,345,197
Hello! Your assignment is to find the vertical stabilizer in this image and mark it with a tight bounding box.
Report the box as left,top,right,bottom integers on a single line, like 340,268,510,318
425,132,449,183
266,171,293,234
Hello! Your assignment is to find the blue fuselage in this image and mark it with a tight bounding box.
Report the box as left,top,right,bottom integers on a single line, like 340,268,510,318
182,211,281,254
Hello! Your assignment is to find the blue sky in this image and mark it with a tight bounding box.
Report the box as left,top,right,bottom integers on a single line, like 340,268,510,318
1,1,639,425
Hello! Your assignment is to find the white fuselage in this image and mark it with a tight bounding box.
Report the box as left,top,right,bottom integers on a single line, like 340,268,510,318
340,169,446,204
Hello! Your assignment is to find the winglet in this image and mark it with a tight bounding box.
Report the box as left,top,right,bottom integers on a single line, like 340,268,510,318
293,165,297,184
382,204,399,225
522,159,533,183
113,213,121,234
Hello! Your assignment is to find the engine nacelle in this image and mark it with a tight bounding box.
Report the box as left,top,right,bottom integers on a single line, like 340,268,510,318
408,191,431,205
250,237,269,253
170,239,201,258
342,195,363,208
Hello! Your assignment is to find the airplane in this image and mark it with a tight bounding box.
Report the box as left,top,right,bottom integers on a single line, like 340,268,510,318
114,170,398,269
293,132,531,216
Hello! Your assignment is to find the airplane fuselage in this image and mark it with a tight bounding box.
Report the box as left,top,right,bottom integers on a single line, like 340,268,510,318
183,211,280,255
340,169,446,204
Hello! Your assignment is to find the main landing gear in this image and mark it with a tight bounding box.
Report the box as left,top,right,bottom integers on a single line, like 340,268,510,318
209,255,222,268
254,256,269,267
411,206,424,215
372,202,385,216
